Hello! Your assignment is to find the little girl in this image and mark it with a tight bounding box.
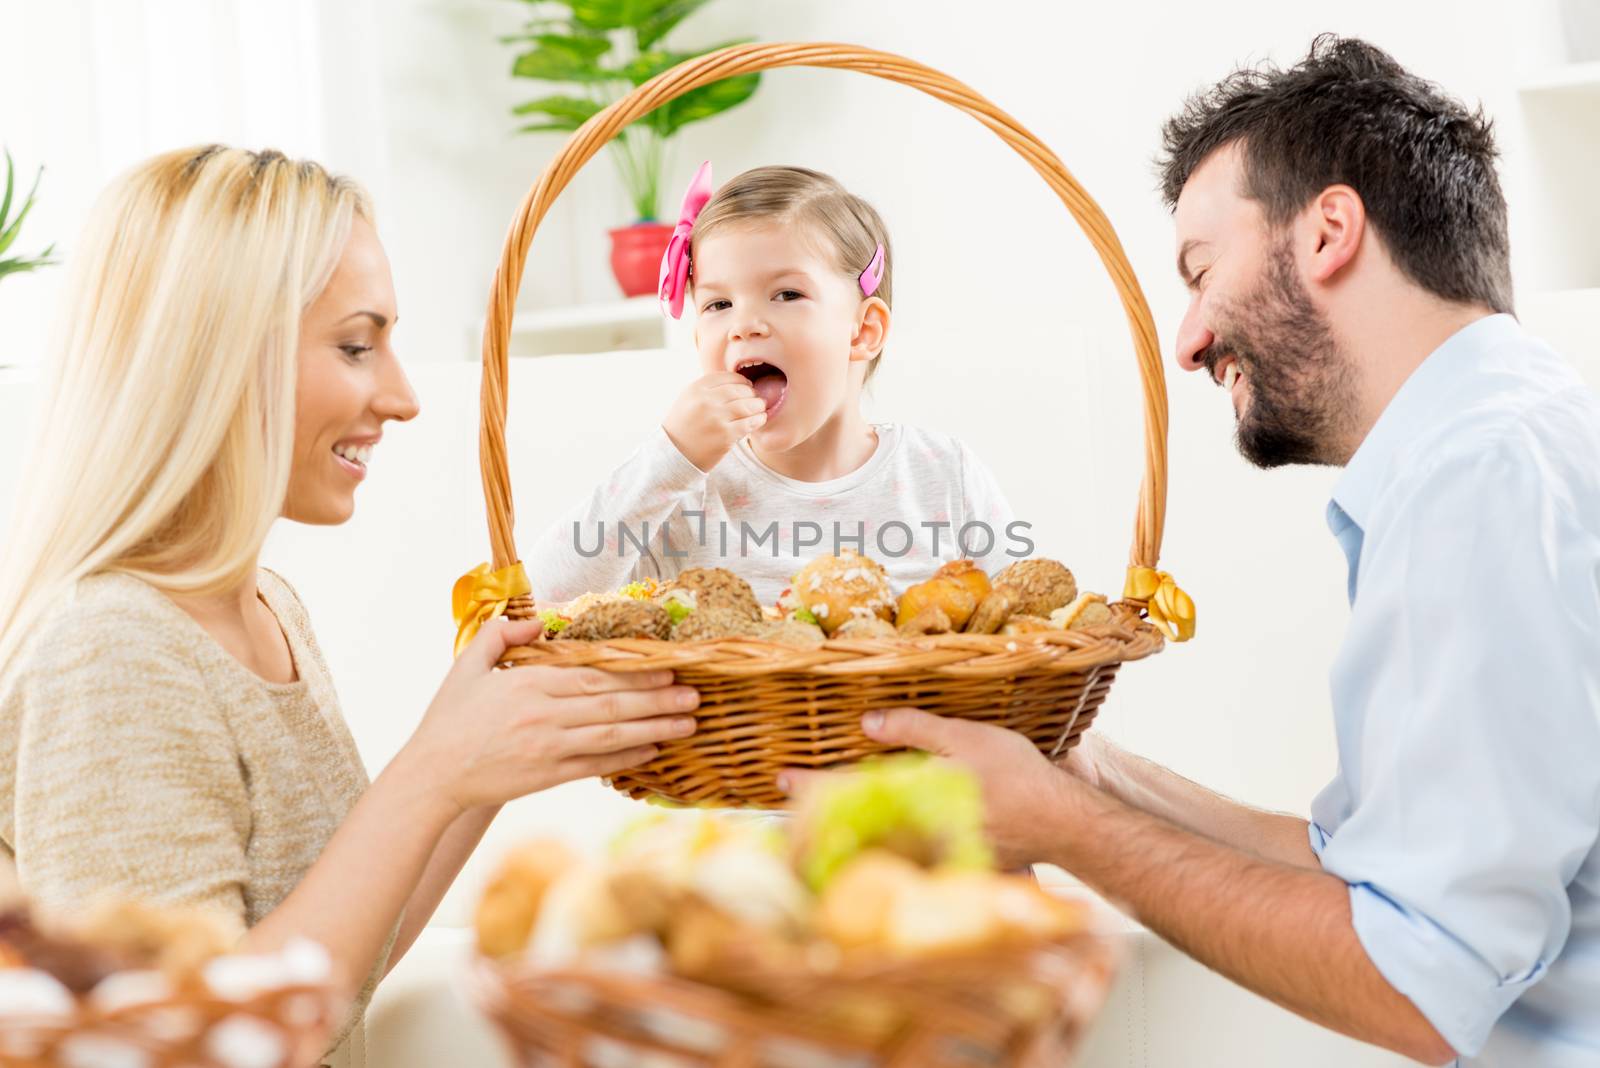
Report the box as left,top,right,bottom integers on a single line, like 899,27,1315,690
525,164,1027,606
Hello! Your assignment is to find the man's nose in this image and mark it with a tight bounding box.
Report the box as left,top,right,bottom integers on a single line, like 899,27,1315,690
1174,296,1214,374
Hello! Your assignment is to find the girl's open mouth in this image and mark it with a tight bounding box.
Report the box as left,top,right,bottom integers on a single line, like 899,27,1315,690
736,360,788,416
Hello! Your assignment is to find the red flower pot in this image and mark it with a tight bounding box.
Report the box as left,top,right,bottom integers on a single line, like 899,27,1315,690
608,222,674,298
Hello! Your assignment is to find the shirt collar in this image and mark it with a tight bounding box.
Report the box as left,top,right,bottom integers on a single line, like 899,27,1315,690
1329,313,1521,532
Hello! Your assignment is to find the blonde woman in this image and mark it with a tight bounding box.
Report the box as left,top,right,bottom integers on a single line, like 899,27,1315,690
0,146,698,1064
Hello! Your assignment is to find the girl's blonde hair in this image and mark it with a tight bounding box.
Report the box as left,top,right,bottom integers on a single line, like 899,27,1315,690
0,145,370,672
692,166,891,379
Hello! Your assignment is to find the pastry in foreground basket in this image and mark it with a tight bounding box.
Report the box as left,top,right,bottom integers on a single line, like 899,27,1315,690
473,756,1084,977
0,883,339,1068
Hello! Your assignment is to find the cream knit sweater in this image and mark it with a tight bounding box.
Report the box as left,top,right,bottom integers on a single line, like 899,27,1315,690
0,569,389,1066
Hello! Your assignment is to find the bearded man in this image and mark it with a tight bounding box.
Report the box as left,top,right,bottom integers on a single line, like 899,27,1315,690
787,36,1600,1067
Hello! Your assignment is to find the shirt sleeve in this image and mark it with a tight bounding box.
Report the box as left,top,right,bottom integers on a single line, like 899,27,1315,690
956,440,1021,574
1313,435,1600,1056
12,609,251,935
522,426,711,601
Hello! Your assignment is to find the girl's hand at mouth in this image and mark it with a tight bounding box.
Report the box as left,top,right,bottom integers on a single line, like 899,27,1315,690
662,371,770,472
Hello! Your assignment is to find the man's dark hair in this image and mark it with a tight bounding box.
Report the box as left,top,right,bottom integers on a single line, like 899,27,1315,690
1158,35,1512,315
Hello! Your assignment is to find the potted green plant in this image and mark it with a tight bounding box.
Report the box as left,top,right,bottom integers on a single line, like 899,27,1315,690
0,149,57,287
504,0,761,298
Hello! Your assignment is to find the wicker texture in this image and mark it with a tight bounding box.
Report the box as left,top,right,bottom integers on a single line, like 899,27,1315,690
474,931,1117,1068
478,43,1172,807
0,983,339,1068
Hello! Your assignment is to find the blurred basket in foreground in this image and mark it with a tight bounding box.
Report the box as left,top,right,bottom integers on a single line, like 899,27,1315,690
0,910,341,1068
473,930,1118,1068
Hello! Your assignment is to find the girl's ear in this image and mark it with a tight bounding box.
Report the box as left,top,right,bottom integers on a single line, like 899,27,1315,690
850,297,891,362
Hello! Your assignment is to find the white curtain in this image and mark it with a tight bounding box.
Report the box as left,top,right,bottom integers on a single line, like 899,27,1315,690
0,0,386,367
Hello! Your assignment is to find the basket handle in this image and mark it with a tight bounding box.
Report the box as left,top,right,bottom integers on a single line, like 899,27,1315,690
478,42,1169,578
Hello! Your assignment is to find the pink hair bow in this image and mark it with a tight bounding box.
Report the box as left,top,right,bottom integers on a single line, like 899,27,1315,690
658,160,714,319
859,242,885,297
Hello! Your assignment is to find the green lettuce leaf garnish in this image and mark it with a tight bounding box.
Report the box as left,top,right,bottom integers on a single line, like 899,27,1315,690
795,753,992,890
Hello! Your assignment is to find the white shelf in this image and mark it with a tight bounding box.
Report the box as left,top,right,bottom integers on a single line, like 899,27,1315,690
471,296,671,359
1516,54,1600,293
1518,60,1600,97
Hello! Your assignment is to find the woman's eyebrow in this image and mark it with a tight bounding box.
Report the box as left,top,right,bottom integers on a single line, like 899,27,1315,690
338,310,391,328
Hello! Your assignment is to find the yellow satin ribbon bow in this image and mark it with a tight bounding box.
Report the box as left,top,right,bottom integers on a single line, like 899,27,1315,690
452,561,532,657
1124,566,1196,643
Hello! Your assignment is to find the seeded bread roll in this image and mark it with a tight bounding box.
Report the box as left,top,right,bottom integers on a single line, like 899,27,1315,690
560,600,673,641
992,559,1078,618
672,605,764,641
656,567,762,621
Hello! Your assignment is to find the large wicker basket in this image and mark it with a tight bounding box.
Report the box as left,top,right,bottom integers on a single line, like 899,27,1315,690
475,43,1177,807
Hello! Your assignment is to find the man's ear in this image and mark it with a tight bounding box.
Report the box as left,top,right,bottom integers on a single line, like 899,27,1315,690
1303,184,1366,285
850,297,891,363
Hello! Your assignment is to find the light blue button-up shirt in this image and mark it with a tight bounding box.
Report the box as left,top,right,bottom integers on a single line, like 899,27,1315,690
1308,314,1600,1065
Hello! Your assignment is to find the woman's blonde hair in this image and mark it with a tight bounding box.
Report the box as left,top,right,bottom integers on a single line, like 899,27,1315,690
692,166,891,379
0,145,370,671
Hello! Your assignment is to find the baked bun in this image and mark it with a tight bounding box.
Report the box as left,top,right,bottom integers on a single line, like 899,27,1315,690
964,588,1018,635
757,619,828,648
998,614,1054,636
560,600,673,641
992,559,1078,617
789,550,895,637
934,559,992,605
672,605,764,642
834,617,899,640
1050,592,1112,630
895,576,979,631
657,567,761,622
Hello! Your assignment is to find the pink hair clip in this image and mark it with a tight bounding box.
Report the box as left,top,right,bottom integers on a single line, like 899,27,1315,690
859,242,886,297
658,160,714,319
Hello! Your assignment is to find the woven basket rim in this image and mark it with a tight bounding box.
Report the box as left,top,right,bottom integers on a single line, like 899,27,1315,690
499,602,1163,677
0,979,341,1060
482,928,1109,989
475,41,1170,584
470,929,1120,1065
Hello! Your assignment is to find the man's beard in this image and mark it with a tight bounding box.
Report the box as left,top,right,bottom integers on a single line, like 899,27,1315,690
1201,242,1356,469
